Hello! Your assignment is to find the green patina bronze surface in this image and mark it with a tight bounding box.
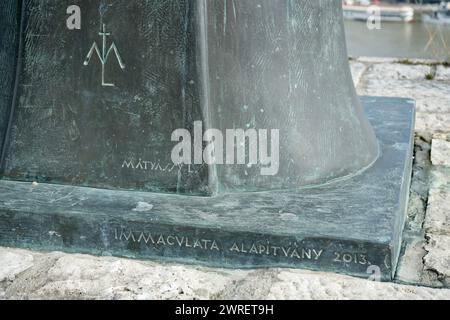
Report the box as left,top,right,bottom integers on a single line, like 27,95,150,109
0,1,415,280
0,98,414,281
1,0,378,194
0,1,21,159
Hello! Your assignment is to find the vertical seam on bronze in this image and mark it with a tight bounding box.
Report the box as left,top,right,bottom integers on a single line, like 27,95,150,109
0,0,26,172
197,0,219,195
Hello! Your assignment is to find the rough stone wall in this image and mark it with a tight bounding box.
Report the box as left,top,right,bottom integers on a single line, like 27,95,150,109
352,57,450,289
1,58,450,300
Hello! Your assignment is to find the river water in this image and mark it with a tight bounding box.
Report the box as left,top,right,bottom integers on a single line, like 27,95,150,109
344,20,450,60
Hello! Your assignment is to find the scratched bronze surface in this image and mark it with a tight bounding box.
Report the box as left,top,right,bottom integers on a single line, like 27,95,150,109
1,0,378,194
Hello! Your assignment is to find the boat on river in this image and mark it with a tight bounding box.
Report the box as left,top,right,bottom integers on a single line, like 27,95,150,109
343,1,415,23
423,2,450,25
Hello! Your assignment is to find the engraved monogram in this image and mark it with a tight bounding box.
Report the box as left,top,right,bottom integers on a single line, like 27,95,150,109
83,23,125,87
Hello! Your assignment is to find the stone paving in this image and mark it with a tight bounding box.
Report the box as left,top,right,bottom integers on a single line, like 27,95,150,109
353,57,450,290
0,57,450,299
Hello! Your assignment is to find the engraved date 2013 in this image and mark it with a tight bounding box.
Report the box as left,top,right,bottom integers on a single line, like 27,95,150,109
334,252,369,265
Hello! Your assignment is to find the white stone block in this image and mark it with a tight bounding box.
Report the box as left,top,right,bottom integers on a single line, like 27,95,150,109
432,139,450,166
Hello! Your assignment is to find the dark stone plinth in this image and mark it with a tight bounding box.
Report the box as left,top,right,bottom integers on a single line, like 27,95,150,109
0,97,415,281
